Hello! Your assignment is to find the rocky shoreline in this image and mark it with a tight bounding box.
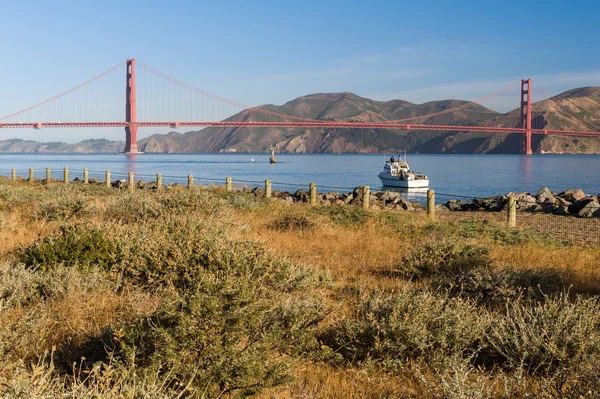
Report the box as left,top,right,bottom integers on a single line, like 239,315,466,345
27,176,600,218
440,187,600,218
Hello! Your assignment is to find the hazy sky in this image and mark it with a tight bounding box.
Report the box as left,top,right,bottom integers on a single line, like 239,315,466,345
1,0,599,142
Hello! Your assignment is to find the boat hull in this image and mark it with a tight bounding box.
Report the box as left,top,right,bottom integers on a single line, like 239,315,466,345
378,173,429,188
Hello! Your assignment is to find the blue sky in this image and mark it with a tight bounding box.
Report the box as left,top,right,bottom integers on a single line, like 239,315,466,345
1,0,599,142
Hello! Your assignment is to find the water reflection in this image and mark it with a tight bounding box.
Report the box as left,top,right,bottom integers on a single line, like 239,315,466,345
520,156,533,187
125,153,138,175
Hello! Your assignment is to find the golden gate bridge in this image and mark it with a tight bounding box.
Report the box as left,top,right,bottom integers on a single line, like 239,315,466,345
1,59,599,155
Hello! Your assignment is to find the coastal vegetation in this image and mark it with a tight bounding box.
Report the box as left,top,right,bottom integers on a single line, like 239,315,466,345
1,176,600,398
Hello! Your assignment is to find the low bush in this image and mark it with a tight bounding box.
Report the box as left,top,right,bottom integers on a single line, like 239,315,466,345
394,241,490,280
19,225,121,271
311,205,368,227
331,288,487,370
484,293,600,376
0,263,117,310
434,265,565,308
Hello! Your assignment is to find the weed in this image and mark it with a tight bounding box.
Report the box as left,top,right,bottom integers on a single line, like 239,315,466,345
19,225,121,271
311,205,368,227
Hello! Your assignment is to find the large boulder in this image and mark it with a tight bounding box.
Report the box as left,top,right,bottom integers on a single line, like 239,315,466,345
554,205,570,216
508,192,537,211
535,186,554,203
578,201,600,218
293,189,309,202
396,197,415,211
558,189,586,203
446,200,468,211
472,196,506,212
112,179,127,189
570,197,597,213
381,191,402,204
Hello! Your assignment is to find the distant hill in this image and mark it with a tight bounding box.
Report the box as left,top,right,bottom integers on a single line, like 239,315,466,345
137,88,600,154
3,88,600,154
0,138,124,153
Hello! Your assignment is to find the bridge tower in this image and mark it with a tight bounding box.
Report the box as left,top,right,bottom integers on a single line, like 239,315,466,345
124,59,140,154
520,78,532,155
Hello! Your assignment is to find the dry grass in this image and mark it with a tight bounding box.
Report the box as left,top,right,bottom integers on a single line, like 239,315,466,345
2,180,600,398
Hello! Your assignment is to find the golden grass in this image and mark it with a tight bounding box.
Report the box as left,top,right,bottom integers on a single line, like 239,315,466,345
0,287,159,364
261,362,417,399
2,181,600,397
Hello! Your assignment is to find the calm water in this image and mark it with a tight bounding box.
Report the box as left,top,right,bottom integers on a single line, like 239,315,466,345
1,153,599,203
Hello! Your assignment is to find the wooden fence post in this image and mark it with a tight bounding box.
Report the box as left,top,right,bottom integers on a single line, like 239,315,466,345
105,170,111,188
157,174,162,191
508,196,517,228
309,183,317,206
63,167,69,185
226,177,232,192
128,172,134,191
11,168,16,181
46,168,51,185
29,168,34,184
188,175,193,189
427,189,435,220
83,168,89,184
363,186,370,209
265,179,272,198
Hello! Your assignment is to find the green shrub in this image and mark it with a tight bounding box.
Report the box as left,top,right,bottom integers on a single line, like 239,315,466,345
311,205,368,227
395,241,490,280
270,214,315,232
0,263,116,310
19,225,121,271
484,294,600,376
37,198,85,221
433,265,564,308
117,216,328,291
331,288,487,370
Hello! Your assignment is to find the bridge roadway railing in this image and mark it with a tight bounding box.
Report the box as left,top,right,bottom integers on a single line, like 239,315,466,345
0,167,598,247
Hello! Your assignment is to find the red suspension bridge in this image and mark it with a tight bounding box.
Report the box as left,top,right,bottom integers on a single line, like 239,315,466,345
1,59,600,155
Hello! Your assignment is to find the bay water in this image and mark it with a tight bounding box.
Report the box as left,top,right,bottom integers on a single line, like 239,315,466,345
1,153,599,204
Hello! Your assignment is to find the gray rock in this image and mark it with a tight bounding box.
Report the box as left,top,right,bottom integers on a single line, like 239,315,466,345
555,197,572,207
396,197,415,211
533,203,556,213
251,187,264,197
435,204,450,211
294,189,308,202
112,179,127,189
446,200,468,211
334,199,345,206
558,189,586,202
571,197,597,213
381,191,402,203
324,192,337,201
88,178,102,185
578,201,600,218
554,205,570,216
535,186,554,202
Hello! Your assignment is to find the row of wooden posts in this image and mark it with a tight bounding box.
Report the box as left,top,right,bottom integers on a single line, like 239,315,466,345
8,167,517,227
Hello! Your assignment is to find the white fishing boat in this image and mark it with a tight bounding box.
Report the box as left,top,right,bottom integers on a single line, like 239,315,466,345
378,154,429,188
